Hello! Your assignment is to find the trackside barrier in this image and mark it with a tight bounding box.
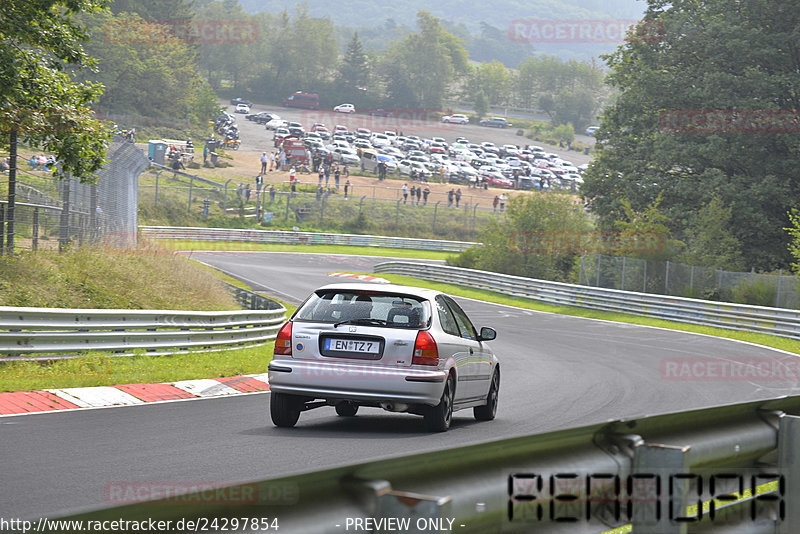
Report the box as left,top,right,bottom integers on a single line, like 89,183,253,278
374,262,800,341
0,306,286,358
51,396,800,533
139,225,477,253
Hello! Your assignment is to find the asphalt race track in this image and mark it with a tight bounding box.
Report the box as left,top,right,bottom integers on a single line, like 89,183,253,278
3,251,800,522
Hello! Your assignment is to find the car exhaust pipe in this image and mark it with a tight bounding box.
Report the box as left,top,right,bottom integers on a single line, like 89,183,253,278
380,402,409,413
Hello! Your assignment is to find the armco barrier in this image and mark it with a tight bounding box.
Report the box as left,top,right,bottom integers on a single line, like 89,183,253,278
52,395,800,533
0,306,286,358
374,261,800,341
139,225,477,253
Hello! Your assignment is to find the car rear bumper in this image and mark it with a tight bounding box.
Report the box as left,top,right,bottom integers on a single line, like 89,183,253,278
268,359,447,405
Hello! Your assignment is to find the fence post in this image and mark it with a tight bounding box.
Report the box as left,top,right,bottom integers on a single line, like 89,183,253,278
59,176,71,252
358,196,366,219
621,256,626,290
187,175,194,213
579,254,584,285
665,260,670,294
596,254,601,287
690,265,694,291
0,204,4,255
395,199,400,227
32,208,39,251
223,179,231,213
751,267,755,284
643,261,647,293
320,192,327,224
776,269,782,308
471,204,478,238
432,201,441,233
285,192,291,222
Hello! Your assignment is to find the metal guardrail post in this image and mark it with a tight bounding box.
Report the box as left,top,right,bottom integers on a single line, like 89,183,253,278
777,415,800,533
433,201,441,233
187,175,194,214
632,444,690,534
358,195,366,219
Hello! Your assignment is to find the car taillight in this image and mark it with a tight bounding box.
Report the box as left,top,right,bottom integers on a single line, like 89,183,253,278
274,321,292,356
412,331,438,366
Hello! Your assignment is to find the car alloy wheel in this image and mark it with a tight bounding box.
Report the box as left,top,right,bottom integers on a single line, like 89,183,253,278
474,371,499,421
270,392,301,427
424,376,454,432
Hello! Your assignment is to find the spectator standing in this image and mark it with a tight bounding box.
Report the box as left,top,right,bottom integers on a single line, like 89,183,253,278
171,155,184,178
410,185,417,205
255,174,263,193
422,186,430,205
334,165,340,189
289,166,296,183
318,164,324,185
447,189,454,207
499,193,507,211
415,185,422,205
260,152,268,174
344,179,351,200
236,183,243,200
245,184,251,202
324,164,330,186
493,195,499,212
455,188,462,208
343,165,350,179
402,183,409,204
203,144,209,165
269,184,276,203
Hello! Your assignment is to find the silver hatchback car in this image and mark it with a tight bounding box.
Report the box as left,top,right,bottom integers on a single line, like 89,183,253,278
268,283,499,431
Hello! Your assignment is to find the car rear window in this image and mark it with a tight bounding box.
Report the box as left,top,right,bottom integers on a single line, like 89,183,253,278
294,290,430,328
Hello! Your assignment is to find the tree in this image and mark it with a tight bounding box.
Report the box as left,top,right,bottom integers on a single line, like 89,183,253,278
450,194,591,281
473,90,488,119
1,0,111,254
582,0,800,271
339,32,370,92
380,11,467,108
681,195,743,270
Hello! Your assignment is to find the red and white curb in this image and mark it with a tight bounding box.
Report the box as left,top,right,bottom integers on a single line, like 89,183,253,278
0,373,270,416
327,272,389,283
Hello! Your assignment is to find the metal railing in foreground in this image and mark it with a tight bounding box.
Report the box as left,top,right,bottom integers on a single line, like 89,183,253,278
52,396,800,533
374,261,800,341
0,305,286,358
140,225,476,253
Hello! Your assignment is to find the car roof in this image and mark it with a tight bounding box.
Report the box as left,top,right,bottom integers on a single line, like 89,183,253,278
313,282,443,300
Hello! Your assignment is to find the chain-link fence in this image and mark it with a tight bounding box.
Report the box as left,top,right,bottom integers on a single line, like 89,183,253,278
578,254,799,309
1,137,149,251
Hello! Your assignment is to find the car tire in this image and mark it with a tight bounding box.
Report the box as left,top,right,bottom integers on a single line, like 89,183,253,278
424,376,454,432
335,402,359,417
270,392,301,427
474,371,499,421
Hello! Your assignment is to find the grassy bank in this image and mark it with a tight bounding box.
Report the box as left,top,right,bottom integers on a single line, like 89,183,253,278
153,239,455,261
0,247,287,393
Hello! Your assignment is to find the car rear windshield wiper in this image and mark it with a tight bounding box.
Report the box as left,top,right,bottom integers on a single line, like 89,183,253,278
333,318,389,328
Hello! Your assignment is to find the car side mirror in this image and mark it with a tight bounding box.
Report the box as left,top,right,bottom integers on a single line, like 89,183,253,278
478,327,496,341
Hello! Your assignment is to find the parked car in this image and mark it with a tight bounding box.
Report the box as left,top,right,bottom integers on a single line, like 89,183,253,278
283,92,320,109
585,126,600,136
334,103,356,113
246,112,275,124
479,117,511,128
398,160,433,178
441,114,469,124
268,283,500,431
230,97,253,107
234,103,250,114
266,118,289,131
361,150,398,174
331,147,360,166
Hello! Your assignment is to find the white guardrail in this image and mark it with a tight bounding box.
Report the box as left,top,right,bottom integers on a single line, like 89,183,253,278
0,307,286,357
139,226,477,253
374,261,800,341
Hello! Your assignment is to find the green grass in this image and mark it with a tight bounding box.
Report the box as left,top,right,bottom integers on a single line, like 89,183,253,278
372,273,800,355
0,346,273,393
151,239,457,261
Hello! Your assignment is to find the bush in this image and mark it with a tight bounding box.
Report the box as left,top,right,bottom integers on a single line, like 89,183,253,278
730,279,777,307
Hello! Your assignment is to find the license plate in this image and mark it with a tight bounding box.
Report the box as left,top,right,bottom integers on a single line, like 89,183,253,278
325,339,378,354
